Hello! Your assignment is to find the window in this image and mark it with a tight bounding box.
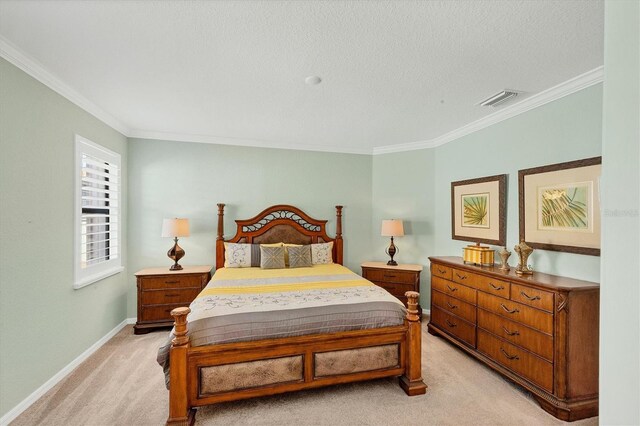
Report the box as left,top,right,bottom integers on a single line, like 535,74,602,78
74,135,123,289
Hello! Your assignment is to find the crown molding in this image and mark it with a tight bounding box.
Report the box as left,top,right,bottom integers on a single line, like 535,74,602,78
0,36,131,136
0,34,602,156
372,66,604,155
128,129,373,155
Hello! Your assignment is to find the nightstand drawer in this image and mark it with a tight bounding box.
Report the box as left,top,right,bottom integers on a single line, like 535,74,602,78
140,303,188,322
373,281,414,298
364,268,416,285
140,274,204,290
141,288,202,305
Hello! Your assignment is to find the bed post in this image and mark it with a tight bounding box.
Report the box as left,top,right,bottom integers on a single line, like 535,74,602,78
216,203,225,270
167,307,195,426
335,205,343,265
399,291,427,396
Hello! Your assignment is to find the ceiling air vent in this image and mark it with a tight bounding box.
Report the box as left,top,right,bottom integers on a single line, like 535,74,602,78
479,90,519,107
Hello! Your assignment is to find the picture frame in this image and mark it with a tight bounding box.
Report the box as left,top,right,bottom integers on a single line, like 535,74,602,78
451,174,507,246
518,157,602,256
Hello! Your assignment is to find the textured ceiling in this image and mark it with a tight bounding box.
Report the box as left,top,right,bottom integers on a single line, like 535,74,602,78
0,1,604,153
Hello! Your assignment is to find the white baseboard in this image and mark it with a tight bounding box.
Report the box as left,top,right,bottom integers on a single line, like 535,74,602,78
0,318,132,426
422,309,431,318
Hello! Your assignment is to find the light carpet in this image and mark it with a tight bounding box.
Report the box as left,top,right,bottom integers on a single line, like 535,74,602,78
11,320,598,426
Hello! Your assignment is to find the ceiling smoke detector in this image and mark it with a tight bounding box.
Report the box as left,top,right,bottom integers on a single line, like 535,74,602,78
479,90,519,107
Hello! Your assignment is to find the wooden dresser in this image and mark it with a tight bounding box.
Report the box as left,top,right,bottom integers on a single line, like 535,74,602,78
361,262,422,315
134,265,211,334
428,256,599,421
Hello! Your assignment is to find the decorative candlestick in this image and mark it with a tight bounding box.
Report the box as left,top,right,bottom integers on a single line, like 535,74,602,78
498,246,511,271
514,240,534,275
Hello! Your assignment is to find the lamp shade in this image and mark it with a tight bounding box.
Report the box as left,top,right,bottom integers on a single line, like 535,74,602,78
381,219,404,237
161,218,190,238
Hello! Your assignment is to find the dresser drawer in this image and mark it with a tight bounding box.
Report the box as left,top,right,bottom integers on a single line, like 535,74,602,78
477,329,553,393
431,276,476,305
364,268,416,285
476,275,510,299
140,288,202,306
430,263,452,280
477,309,554,362
452,268,478,287
511,283,554,313
140,303,188,322
431,307,476,347
432,290,476,323
140,274,204,290
478,292,553,335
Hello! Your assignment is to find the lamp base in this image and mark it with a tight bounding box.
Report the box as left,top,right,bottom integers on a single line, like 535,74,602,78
386,260,398,266
385,236,399,266
168,237,185,271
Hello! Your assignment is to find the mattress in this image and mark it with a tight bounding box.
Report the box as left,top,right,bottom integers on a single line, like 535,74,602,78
157,264,406,383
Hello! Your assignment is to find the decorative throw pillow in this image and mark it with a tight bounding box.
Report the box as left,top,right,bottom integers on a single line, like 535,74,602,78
260,245,286,269
250,244,261,267
224,243,252,268
311,242,334,265
288,245,312,268
283,243,302,266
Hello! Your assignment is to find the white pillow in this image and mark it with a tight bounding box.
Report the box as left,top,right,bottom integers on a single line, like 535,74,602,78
224,243,252,268
311,242,334,265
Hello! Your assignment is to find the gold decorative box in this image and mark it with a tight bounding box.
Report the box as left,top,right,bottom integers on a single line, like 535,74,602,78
463,243,495,266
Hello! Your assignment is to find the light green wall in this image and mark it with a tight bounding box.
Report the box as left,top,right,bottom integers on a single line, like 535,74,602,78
372,84,603,309
127,138,373,316
0,58,128,417
371,149,435,306
600,1,640,423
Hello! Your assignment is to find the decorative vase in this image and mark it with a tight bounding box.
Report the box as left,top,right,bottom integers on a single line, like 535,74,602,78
514,240,534,275
498,246,511,271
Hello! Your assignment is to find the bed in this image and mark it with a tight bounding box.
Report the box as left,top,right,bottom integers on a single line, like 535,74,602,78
161,204,426,425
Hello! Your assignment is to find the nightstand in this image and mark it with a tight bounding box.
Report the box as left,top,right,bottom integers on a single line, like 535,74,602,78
134,265,212,334
361,262,423,315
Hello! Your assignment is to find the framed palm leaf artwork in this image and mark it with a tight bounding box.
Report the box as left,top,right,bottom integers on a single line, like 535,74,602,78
451,174,506,246
519,157,601,256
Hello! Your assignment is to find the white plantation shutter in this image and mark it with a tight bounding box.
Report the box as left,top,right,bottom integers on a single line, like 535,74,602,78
74,135,123,289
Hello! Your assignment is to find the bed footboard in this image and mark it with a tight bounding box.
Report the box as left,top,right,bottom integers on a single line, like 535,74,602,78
166,292,426,425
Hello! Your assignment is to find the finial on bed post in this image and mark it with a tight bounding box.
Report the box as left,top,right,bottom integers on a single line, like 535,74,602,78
400,291,427,396
167,307,194,425
335,206,344,265
171,307,191,346
217,203,225,241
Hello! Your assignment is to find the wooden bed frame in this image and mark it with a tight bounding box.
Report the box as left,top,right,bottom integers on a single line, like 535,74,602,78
166,204,426,425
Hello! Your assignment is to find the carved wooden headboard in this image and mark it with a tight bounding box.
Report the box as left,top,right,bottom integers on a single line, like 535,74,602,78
216,204,343,270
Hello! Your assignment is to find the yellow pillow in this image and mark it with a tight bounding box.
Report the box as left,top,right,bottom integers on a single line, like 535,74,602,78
283,243,302,267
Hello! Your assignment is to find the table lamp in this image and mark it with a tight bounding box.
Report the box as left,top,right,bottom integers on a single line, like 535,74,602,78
381,219,404,266
161,218,190,270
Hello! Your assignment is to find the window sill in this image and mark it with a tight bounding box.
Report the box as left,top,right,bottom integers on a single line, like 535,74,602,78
74,266,124,290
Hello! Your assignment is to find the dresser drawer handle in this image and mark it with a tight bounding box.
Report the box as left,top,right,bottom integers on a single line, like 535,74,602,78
165,293,180,297
446,302,458,309
500,348,519,360
520,291,541,301
489,282,505,290
446,285,458,292
502,326,520,336
164,280,180,284
500,303,520,314
445,319,457,328
437,267,447,274
455,273,467,280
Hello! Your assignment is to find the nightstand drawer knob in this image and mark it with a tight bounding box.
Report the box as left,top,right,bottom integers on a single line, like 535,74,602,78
165,280,179,284
165,293,180,297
